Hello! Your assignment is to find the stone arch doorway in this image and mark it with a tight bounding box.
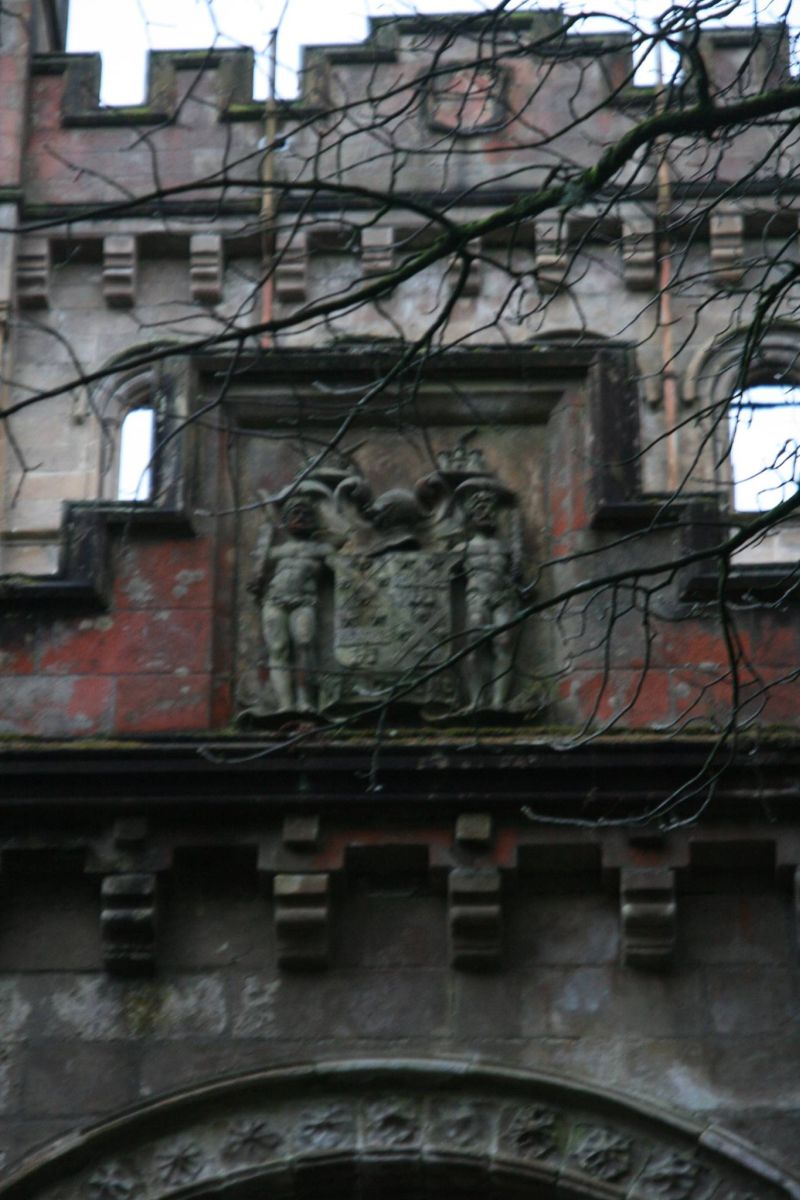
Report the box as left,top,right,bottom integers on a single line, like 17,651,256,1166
0,1059,795,1200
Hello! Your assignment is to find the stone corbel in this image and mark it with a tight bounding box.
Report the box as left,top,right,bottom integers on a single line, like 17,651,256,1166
87,818,169,975
100,872,159,975
709,209,745,284
455,813,493,850
361,226,395,278
448,867,502,969
534,220,568,293
16,237,50,308
620,866,676,969
273,872,330,968
282,815,321,852
621,216,656,291
448,242,482,297
102,235,137,308
273,229,307,304
190,234,224,304
0,202,18,328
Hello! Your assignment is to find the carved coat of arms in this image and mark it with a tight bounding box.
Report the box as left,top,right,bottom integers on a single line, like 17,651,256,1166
245,444,526,719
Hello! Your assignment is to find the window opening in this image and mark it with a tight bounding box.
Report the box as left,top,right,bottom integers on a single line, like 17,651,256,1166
116,406,155,501
728,384,800,511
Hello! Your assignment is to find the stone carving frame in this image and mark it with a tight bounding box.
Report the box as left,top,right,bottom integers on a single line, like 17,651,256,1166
220,345,600,722
1,1058,795,1200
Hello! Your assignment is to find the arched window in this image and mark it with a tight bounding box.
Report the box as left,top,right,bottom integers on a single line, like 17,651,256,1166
728,383,800,511
683,326,800,564
92,345,188,510
116,405,156,501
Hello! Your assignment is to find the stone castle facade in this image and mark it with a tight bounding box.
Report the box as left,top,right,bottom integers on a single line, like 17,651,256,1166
1,3,800,1198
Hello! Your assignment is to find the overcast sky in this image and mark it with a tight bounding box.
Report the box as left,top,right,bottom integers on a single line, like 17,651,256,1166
66,0,798,103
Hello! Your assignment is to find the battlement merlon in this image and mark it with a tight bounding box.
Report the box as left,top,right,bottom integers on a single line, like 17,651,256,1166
28,13,643,127
17,13,797,212
25,12,793,129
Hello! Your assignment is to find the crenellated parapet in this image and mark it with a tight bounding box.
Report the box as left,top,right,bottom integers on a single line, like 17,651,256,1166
21,14,797,210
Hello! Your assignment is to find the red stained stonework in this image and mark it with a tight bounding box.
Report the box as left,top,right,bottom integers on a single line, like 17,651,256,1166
113,540,213,610
40,609,211,677
0,533,217,735
116,673,211,733
0,675,114,736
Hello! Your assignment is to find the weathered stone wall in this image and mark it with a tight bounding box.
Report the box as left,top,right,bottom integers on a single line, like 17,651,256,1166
1,9,800,1195
0,856,796,1175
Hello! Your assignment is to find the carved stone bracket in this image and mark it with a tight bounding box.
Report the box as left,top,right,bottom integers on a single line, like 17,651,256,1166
273,872,330,968
16,237,50,308
361,226,395,277
448,867,502,969
534,220,568,292
274,230,307,303
100,872,159,975
102,235,137,307
190,234,224,304
282,815,321,852
448,242,482,296
709,209,745,284
620,866,676,969
0,202,18,328
621,216,656,291
455,812,493,849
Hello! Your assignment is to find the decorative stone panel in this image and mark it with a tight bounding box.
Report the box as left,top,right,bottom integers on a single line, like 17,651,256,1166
2,1060,792,1200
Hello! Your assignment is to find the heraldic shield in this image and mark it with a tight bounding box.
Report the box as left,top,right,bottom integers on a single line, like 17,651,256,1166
331,550,460,708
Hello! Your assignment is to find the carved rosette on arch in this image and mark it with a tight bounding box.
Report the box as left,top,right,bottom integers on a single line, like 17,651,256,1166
242,443,533,721
13,1062,793,1200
